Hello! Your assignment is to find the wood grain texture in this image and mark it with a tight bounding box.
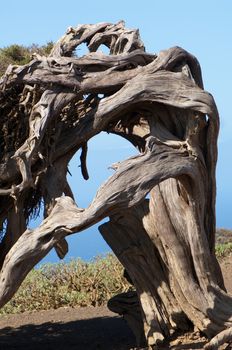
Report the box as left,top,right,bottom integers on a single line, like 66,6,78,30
0,21,231,348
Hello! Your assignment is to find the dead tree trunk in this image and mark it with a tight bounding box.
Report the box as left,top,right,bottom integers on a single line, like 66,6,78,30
0,21,231,349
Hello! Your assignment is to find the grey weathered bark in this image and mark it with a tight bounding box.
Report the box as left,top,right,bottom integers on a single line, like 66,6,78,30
0,21,231,349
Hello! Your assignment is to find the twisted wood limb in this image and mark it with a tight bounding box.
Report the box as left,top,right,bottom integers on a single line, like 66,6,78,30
0,142,197,308
0,21,231,349
204,327,232,349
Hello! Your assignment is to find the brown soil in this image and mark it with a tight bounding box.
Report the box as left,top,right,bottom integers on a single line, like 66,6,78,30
0,256,231,350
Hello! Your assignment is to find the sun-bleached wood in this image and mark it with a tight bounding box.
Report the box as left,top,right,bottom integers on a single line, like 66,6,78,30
0,21,231,349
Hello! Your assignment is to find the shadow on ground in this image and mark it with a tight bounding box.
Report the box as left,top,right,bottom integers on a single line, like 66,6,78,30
0,315,136,350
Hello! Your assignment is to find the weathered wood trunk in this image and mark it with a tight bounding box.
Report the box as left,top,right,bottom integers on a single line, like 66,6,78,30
0,21,231,349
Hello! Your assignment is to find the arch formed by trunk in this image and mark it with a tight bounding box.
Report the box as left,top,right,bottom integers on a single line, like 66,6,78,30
0,21,231,349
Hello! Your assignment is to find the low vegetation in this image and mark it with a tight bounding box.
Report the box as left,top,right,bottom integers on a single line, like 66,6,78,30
0,254,131,315
0,229,231,315
215,242,232,258
215,228,232,258
0,42,53,76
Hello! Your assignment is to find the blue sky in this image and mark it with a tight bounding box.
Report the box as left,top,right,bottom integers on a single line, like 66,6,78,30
1,1,231,263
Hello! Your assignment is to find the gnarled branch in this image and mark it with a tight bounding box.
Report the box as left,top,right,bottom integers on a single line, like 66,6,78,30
0,21,231,349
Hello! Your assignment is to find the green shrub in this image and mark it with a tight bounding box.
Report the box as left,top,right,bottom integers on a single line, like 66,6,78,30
0,42,53,76
215,242,232,259
0,254,131,315
0,44,30,63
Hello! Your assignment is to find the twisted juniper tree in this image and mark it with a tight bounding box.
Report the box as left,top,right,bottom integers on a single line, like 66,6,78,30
0,21,231,349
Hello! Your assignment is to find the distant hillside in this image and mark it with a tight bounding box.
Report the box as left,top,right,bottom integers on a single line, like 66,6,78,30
216,228,232,244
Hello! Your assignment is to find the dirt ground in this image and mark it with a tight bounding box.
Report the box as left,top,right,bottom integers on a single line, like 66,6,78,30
0,256,231,350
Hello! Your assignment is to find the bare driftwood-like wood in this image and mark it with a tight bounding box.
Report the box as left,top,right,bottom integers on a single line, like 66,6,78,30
0,21,231,348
